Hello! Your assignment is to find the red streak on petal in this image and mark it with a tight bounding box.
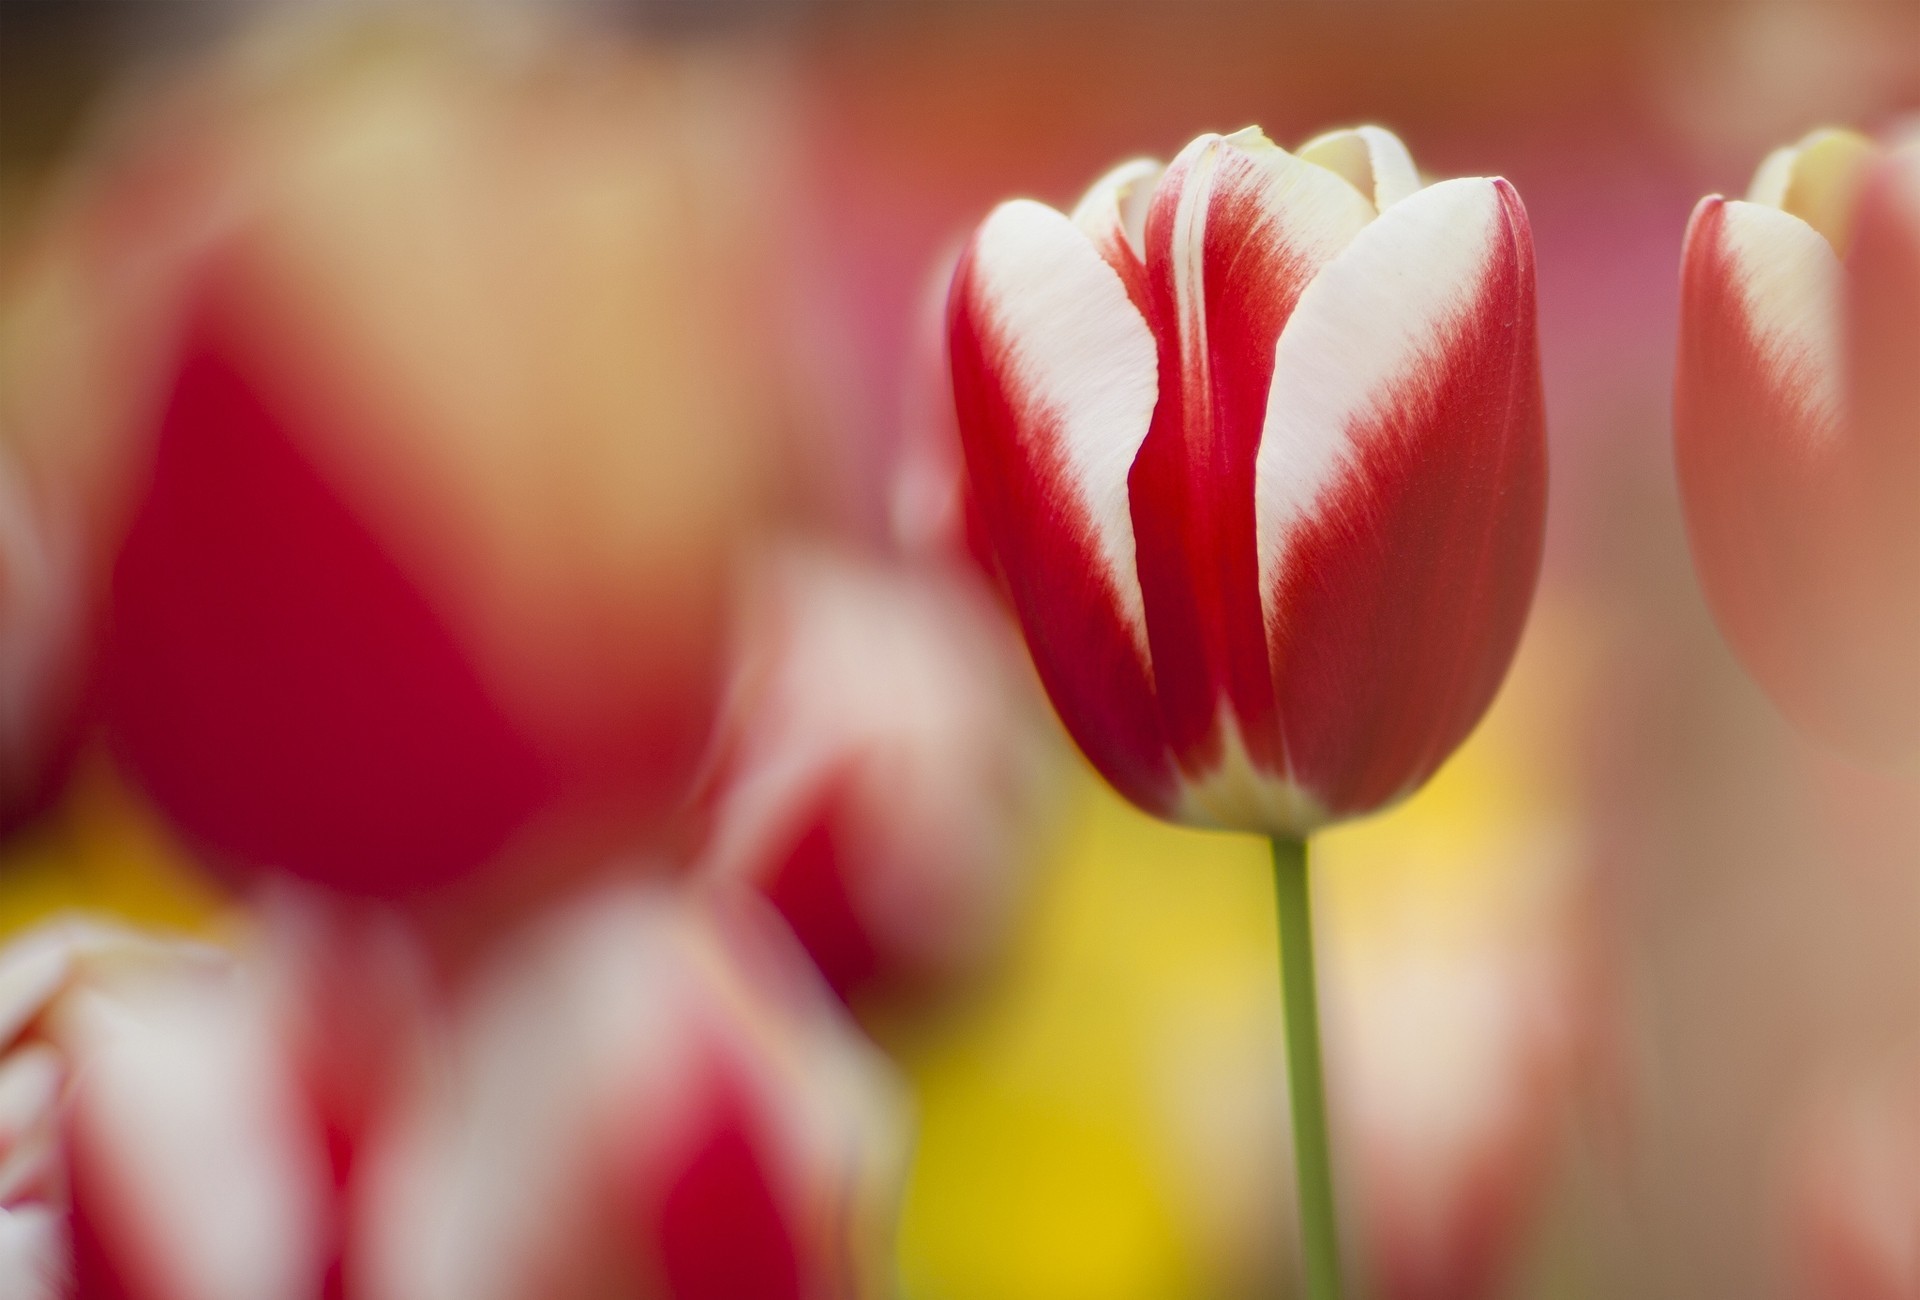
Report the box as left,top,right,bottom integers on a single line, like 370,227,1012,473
948,246,1173,815
759,776,882,1005
1130,144,1323,779
655,1086,803,1300
103,307,553,898
1271,182,1545,815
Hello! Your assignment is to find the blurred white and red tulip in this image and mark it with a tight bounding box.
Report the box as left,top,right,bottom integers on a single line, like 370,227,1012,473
358,882,909,1300
947,124,1546,837
698,545,1055,1008
891,251,1000,587
0,17,787,899
1324,866,1586,1300
1784,1068,1920,1300
1675,128,1920,766
0,919,232,1300
0,448,85,837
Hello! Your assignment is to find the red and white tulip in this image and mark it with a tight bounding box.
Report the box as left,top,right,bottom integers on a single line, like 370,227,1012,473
1675,128,1920,764
0,919,248,1300
3,18,783,898
0,449,84,836
948,125,1546,836
357,882,909,1300
699,545,1055,1007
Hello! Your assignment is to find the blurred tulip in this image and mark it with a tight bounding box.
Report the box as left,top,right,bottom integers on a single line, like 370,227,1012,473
1,15,785,898
1675,128,1920,765
0,918,230,1299
0,447,85,837
699,545,1056,1009
892,250,1000,585
1326,873,1583,1300
357,881,909,1300
1785,1069,1920,1300
947,124,1545,837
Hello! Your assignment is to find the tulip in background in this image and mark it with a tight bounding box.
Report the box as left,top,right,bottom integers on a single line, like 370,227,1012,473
0,16,784,902
0,919,231,1300
698,545,1055,1010
0,448,84,838
0,883,908,1300
1675,128,1920,766
948,123,1546,1297
1322,845,1586,1300
357,882,909,1300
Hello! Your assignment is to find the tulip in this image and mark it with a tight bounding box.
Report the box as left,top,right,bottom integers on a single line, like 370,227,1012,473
1674,129,1920,764
1329,901,1578,1300
0,919,250,1300
356,881,909,1300
2,16,782,899
892,251,1002,587
948,124,1545,1297
698,545,1055,1009
948,124,1544,835
0,449,84,837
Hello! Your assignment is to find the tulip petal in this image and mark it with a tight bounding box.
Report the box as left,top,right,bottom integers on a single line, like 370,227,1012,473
948,200,1173,812
1128,130,1376,799
1254,177,1545,816
1297,126,1423,211
65,975,329,1300
1071,158,1161,318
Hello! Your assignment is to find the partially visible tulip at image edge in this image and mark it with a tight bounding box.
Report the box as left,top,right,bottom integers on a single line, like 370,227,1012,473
1675,127,1920,767
946,121,1546,1299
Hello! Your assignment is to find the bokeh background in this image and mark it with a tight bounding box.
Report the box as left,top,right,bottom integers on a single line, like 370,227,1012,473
3,2,1919,1297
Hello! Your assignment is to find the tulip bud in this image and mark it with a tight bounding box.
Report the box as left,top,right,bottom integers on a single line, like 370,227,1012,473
356,882,910,1300
698,544,1056,1008
947,125,1545,837
3,14,784,897
1675,129,1920,764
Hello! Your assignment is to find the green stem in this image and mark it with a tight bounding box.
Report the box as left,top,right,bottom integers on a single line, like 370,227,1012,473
1272,835,1342,1300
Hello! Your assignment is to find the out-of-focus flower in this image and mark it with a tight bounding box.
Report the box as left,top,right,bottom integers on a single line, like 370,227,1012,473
892,249,999,585
1320,846,1587,1300
0,15,785,898
946,124,1545,837
1784,1068,1920,1300
1674,128,1920,765
357,881,909,1300
0,446,84,837
0,918,229,1300
2,906,431,1300
698,545,1055,1009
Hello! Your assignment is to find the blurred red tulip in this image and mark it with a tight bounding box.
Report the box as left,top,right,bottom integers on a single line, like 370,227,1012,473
356,882,909,1300
1675,129,1920,766
698,545,1055,1008
891,250,1001,587
3,16,784,898
0,907,430,1300
947,125,1546,836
